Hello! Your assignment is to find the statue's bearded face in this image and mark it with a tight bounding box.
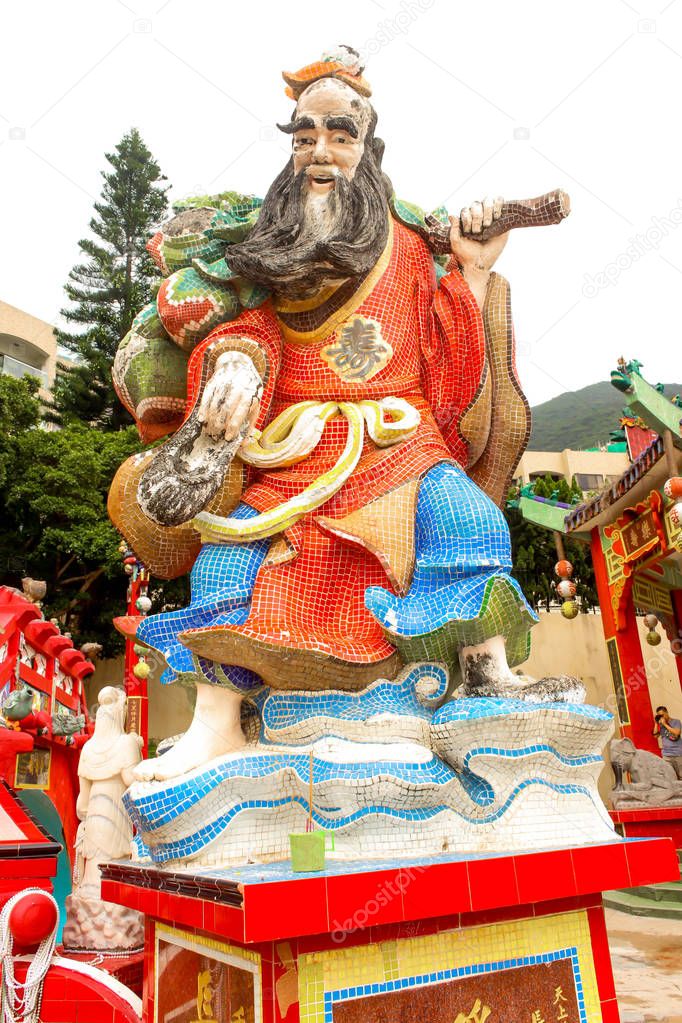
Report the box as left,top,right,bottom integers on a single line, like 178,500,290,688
291,79,367,193
225,79,391,300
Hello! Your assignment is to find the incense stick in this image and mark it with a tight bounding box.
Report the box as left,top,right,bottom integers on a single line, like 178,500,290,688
307,748,314,832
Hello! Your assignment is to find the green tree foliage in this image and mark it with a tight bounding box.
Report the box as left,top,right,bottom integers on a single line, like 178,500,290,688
505,478,598,613
48,128,169,429
0,376,144,654
0,135,188,653
0,375,41,490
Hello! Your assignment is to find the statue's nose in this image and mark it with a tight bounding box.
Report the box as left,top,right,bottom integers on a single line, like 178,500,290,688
312,138,331,163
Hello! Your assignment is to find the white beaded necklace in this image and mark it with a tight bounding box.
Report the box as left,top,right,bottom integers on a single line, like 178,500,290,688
0,890,58,1023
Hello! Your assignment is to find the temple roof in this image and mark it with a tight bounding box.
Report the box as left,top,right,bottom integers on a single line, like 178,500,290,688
519,362,682,537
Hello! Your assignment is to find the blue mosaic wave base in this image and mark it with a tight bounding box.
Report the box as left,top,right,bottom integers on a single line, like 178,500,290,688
124,690,615,866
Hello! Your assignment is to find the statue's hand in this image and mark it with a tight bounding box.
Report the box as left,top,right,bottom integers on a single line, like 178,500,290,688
449,196,508,272
198,350,262,441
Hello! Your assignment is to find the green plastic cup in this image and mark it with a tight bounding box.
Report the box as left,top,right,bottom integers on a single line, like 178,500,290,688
289,830,335,872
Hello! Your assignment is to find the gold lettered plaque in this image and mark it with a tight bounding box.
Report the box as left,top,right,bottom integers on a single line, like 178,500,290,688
126,695,142,735
606,637,630,726
154,926,261,1023
331,958,580,1023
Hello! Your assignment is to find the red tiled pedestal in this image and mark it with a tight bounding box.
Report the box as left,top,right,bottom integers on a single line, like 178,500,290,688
610,805,682,847
101,836,679,1023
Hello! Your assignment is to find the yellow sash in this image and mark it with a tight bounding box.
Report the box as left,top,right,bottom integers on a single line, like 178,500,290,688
193,397,420,543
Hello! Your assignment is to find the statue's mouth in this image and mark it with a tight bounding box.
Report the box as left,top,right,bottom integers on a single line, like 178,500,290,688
305,167,338,192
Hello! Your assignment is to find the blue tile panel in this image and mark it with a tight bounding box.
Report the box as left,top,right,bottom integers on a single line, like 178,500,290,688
120,836,637,886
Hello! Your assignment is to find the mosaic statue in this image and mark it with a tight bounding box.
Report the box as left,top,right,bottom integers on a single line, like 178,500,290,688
110,47,615,864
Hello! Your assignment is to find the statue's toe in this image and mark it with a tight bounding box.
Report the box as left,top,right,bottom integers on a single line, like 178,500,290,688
132,759,159,782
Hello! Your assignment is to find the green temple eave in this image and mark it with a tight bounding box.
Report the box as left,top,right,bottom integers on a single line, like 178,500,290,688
518,365,679,541
611,367,682,445
519,496,574,534
528,436,668,536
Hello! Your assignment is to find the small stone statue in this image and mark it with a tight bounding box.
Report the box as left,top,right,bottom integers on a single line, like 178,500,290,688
51,713,85,738
21,578,46,604
79,642,103,661
609,737,682,807
62,687,144,951
2,684,35,723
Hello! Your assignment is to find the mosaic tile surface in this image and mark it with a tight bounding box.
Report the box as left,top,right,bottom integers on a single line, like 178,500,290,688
109,54,599,867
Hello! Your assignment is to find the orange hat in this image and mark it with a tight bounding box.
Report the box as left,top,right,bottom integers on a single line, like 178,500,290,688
282,45,371,101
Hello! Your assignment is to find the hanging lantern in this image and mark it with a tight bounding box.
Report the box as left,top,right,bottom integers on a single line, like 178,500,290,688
644,612,662,645
664,479,682,525
663,477,682,500
555,559,577,619
133,660,151,680
555,560,573,579
135,595,152,614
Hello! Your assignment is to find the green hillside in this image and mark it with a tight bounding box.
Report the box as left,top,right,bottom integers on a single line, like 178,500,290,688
528,381,682,451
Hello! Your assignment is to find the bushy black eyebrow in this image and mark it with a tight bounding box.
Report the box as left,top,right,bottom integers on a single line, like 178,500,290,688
277,116,315,135
325,115,359,138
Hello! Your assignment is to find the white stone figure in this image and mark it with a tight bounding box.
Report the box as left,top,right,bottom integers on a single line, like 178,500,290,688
74,687,142,894
62,687,144,951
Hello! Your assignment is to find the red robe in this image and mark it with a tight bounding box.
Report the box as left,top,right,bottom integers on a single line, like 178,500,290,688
180,218,486,688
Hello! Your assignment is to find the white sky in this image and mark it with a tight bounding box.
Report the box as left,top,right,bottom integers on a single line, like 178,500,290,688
2,0,681,405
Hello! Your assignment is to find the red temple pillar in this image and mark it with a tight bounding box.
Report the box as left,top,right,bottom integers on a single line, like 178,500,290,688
122,562,150,758
590,526,657,753
670,588,682,692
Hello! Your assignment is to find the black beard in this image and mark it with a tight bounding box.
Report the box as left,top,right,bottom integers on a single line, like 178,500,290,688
225,153,391,300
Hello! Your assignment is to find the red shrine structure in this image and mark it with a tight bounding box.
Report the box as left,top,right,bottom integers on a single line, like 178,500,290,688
0,585,95,860
0,585,142,1022
521,360,682,844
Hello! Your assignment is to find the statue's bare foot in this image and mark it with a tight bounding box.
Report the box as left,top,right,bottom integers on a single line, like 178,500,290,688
133,684,246,782
458,636,586,704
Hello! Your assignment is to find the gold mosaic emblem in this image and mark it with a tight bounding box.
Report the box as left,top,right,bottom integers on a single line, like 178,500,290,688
321,315,393,382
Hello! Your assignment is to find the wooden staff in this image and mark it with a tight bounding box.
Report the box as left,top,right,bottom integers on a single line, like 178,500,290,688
425,188,571,255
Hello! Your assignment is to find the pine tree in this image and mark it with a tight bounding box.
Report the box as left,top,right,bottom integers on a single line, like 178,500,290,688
48,129,169,429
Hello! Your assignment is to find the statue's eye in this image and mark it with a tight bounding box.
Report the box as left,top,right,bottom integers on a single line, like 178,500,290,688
334,135,347,144
296,137,313,147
